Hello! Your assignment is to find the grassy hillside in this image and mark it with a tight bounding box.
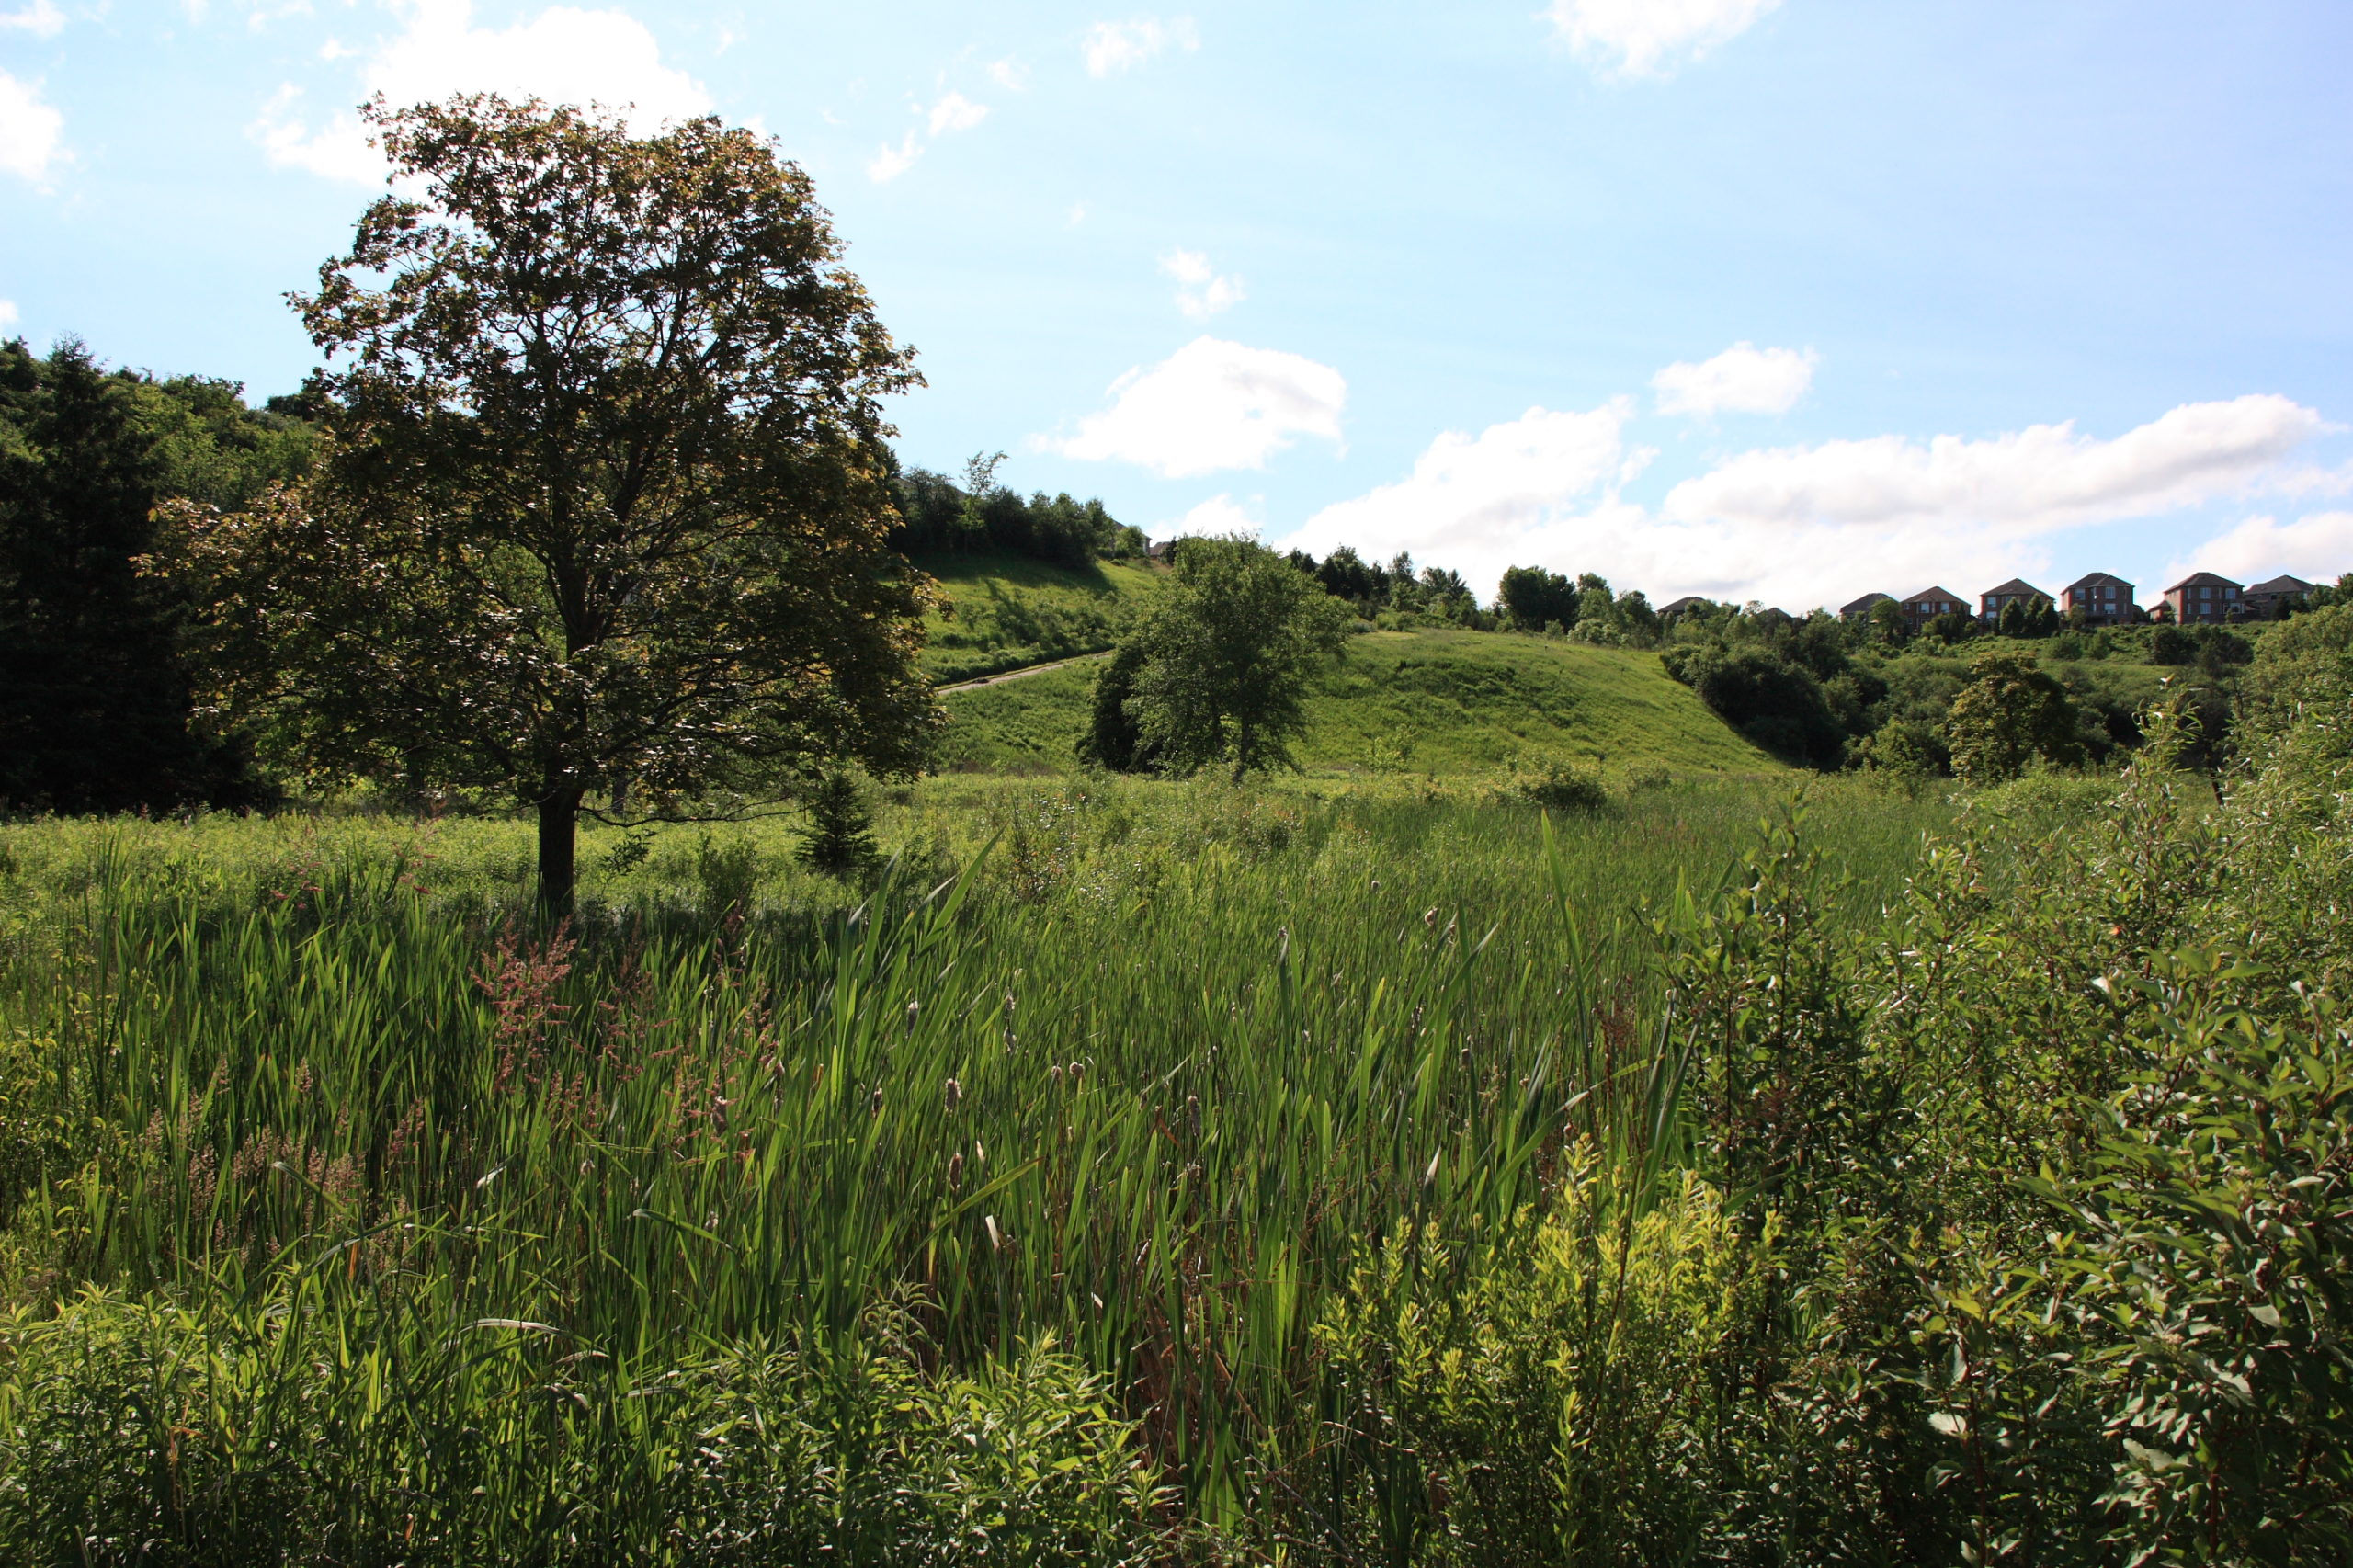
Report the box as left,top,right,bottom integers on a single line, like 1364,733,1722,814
936,627,1780,778
914,551,1159,684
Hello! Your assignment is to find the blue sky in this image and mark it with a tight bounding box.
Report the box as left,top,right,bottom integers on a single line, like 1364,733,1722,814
6,0,2352,610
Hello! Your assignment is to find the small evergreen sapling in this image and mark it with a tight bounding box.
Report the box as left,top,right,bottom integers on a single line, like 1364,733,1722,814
797,773,879,878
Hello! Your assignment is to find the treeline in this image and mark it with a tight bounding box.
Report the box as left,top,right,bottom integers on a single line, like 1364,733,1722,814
0,337,1147,820
0,340,314,814
890,452,1143,567
1277,540,2349,779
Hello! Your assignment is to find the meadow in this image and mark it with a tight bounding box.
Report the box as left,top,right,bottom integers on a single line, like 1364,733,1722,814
934,627,1776,778
0,722,2347,1563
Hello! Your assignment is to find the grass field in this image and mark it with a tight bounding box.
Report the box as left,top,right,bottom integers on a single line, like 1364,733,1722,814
936,627,1781,778
0,711,2345,1560
915,551,1160,685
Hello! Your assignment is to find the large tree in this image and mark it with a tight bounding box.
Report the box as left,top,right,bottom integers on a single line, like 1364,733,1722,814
1123,535,1349,781
1944,648,2084,784
156,97,939,914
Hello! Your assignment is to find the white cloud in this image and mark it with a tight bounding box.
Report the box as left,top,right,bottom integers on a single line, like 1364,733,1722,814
1160,247,1244,319
1546,0,1779,78
1162,494,1260,540
986,57,1029,91
0,299,18,327
1038,335,1345,479
253,0,711,184
1277,393,2336,613
866,128,920,182
0,68,63,182
0,0,64,38
1287,403,1636,587
1652,341,1815,416
868,90,990,183
1083,15,1198,77
1067,200,1086,225
1661,395,2326,535
926,90,987,136
2166,512,2353,588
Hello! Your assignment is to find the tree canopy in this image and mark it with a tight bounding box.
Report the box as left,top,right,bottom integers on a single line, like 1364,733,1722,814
0,339,306,813
1944,647,2085,783
1120,535,1350,781
153,96,938,912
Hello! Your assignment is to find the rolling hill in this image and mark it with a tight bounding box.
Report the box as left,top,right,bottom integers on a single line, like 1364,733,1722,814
913,551,1160,685
934,624,1782,778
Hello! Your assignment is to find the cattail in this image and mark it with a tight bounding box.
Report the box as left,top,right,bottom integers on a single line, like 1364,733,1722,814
870,1087,884,1116
905,999,920,1032
944,1076,961,1112
947,1151,964,1189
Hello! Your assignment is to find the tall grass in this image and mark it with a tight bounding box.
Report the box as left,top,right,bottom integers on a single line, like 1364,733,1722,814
0,777,1957,1558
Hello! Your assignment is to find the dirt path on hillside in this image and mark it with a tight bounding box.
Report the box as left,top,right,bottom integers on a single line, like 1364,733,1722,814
934,650,1108,695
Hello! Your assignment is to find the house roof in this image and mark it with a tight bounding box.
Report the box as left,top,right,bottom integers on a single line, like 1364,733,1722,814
2245,574,2315,596
1656,596,1709,617
1839,592,1893,615
1900,586,1967,608
2165,571,2244,593
2064,571,2133,591
1981,578,2046,599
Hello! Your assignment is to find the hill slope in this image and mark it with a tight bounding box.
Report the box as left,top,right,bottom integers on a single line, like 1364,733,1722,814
914,551,1160,684
935,627,1781,777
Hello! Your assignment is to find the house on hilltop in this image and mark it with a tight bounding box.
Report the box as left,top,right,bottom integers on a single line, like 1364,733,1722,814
2242,574,2315,619
2163,572,2244,625
1898,587,1969,629
2060,572,2134,625
1839,592,1893,621
1978,578,2049,621
1656,595,1710,619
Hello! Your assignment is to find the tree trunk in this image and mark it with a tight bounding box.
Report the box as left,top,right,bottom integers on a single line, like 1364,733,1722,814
537,787,582,919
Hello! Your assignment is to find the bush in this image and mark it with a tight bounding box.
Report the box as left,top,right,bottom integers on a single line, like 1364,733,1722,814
1518,760,1609,813
1661,645,1847,767
0,1294,1166,1567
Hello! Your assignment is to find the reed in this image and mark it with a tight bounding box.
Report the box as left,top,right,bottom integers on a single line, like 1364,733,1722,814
0,776,1955,1559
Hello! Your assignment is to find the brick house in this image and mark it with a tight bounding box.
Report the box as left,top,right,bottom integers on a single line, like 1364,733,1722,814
2060,572,2134,625
2163,572,2245,624
2241,574,2315,619
1978,578,2050,622
1839,592,1893,621
1898,587,1969,628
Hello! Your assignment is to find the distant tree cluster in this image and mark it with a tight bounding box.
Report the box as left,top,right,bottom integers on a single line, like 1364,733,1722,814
1282,546,1484,624
892,452,1143,567
0,339,311,814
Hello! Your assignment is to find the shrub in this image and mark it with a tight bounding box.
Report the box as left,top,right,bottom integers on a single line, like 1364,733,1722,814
794,774,879,880
1518,760,1609,813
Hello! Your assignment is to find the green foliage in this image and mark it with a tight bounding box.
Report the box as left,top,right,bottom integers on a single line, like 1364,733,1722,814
0,339,294,813
1313,1170,1750,1564
1662,642,1848,767
2,689,2350,1559
1516,758,1610,812
1495,563,1580,631
1123,534,1352,780
151,97,938,914
890,456,1142,566
1945,647,2086,784
796,773,881,880
1075,643,1154,772
0,1292,1163,1565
